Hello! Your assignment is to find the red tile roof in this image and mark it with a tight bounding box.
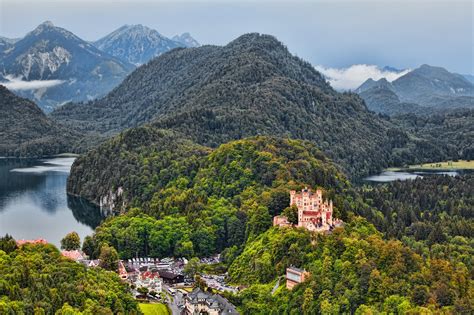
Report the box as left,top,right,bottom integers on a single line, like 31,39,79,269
16,238,48,246
61,250,84,261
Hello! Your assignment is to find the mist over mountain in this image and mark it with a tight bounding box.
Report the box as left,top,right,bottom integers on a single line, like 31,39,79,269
315,64,410,91
93,25,199,66
0,22,201,112
0,21,134,112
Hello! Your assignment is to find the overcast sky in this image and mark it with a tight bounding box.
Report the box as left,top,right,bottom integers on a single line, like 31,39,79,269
1,0,472,75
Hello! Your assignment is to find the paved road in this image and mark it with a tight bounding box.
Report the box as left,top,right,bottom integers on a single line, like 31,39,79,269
164,284,184,315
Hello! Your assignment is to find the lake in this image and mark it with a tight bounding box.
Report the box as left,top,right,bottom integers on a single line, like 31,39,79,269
364,170,460,183
0,157,103,247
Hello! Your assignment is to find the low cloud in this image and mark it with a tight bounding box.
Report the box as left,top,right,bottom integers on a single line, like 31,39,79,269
314,64,411,91
1,75,64,91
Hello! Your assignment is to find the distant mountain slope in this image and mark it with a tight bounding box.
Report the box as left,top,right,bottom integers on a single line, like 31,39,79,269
93,25,198,65
172,32,200,48
0,85,78,156
463,74,474,84
0,36,17,55
0,21,134,112
392,108,474,160
356,65,474,115
359,86,425,116
393,64,474,103
53,33,454,178
355,78,395,94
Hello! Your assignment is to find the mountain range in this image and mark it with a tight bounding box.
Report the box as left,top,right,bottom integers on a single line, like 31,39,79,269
52,33,461,178
0,22,199,112
93,24,199,66
356,64,474,115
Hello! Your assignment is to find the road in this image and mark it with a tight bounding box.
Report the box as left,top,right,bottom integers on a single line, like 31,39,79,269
164,284,184,315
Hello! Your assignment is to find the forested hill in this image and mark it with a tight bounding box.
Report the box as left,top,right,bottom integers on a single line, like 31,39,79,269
0,85,78,157
391,109,474,160
0,239,138,313
67,127,348,217
52,33,452,178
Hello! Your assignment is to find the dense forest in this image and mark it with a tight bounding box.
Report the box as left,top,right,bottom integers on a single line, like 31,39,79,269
74,133,349,260
52,33,466,178
3,32,472,314
69,128,473,313
228,219,472,313
0,236,139,314
391,109,474,160
357,175,473,274
0,86,79,157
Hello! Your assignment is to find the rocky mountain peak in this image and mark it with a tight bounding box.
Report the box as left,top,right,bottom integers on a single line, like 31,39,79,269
172,32,200,47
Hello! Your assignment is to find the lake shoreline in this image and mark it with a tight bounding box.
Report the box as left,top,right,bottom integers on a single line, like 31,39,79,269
386,160,474,172
0,152,80,159
0,157,98,247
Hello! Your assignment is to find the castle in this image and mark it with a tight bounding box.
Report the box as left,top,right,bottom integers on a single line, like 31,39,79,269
273,187,340,232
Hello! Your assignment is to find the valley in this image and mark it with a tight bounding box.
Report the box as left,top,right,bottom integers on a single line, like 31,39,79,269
0,5,473,314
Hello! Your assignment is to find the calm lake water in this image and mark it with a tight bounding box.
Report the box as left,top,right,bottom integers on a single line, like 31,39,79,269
0,157,103,247
364,170,460,183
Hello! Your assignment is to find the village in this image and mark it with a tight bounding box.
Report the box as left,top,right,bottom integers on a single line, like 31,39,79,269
16,187,340,314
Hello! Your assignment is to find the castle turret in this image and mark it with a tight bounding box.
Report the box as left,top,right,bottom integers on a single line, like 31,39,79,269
290,190,296,205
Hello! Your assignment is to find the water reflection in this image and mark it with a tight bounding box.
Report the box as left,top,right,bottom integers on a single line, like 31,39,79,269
0,157,104,246
67,195,103,229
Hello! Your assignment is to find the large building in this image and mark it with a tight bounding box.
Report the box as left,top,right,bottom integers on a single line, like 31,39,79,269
183,288,238,315
274,187,341,232
286,266,310,290
134,271,162,293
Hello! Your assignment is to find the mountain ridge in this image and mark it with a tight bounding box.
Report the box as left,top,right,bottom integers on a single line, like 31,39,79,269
356,64,474,115
52,33,459,178
0,21,134,112
93,24,199,65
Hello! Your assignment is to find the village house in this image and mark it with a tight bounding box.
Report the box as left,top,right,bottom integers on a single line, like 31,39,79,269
61,250,85,262
134,271,162,293
158,270,184,285
286,266,310,290
183,288,238,315
273,187,342,232
118,260,128,280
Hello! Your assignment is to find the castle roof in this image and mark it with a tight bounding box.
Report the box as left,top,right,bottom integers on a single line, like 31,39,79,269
302,210,322,216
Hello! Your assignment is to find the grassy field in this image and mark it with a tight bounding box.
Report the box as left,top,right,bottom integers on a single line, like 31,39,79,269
139,303,171,315
388,160,474,171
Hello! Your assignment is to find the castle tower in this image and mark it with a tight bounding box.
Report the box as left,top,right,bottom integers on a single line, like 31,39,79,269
328,200,333,225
